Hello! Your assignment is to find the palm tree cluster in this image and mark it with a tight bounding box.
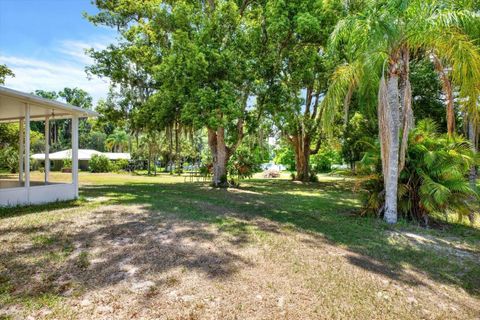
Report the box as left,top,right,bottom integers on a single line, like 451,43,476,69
323,0,480,224
360,119,478,224
105,129,129,153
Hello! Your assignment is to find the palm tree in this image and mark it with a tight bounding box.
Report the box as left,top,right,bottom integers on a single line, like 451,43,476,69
105,129,129,153
431,54,456,136
322,0,480,223
466,104,479,223
359,119,478,224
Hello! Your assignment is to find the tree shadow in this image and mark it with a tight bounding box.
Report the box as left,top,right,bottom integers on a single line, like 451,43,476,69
78,179,480,296
0,203,251,307
1,176,478,312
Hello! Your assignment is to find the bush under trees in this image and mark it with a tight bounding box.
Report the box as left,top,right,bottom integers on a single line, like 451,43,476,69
89,154,112,173
360,120,478,225
0,147,18,173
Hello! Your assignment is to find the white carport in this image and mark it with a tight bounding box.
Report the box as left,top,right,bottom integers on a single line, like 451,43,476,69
0,86,98,207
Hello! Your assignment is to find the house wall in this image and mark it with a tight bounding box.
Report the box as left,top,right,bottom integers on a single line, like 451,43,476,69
79,160,89,171
36,160,89,171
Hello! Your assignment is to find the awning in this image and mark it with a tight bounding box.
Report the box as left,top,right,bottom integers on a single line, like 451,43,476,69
0,86,99,122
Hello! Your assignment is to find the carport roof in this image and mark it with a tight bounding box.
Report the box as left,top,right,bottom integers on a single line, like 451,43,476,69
0,86,99,123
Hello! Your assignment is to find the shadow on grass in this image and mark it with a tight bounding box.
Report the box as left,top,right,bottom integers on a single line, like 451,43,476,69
0,177,478,311
79,179,480,296
0,202,251,309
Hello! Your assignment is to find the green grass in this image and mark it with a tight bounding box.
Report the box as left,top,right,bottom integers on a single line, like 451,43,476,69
73,173,480,293
0,172,479,318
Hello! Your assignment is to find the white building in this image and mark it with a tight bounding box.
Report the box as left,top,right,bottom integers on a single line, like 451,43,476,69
0,86,98,207
32,149,131,171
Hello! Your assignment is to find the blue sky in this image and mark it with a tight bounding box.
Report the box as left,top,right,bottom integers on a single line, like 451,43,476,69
0,0,116,103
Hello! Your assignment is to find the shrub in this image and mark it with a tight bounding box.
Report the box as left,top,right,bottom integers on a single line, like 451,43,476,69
359,119,478,224
30,158,40,171
0,147,18,173
89,154,111,173
228,146,263,180
311,147,341,173
62,158,72,169
173,162,183,175
115,159,130,171
274,146,296,171
199,163,212,177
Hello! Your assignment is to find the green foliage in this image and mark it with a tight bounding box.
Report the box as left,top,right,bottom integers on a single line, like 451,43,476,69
105,129,129,152
62,158,72,170
32,88,95,152
79,119,107,151
341,112,376,171
0,64,14,84
114,159,130,171
0,123,19,149
29,131,45,153
276,142,341,173
0,147,18,173
58,87,93,110
360,120,478,224
259,1,344,180
274,146,295,171
83,131,107,152
0,123,19,172
310,146,341,173
409,59,448,130
228,145,265,180
89,154,111,173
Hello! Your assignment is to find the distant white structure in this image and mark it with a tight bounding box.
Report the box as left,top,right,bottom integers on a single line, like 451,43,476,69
32,149,130,170
261,163,287,171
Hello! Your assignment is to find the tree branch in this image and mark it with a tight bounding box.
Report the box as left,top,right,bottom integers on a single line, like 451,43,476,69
227,92,249,157
305,87,313,116
311,92,320,120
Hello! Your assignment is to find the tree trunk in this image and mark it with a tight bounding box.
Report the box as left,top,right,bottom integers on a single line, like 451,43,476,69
378,56,401,224
432,54,455,136
154,154,157,176
445,87,455,136
468,118,478,225
398,46,413,173
147,149,151,175
343,84,354,127
291,134,311,182
208,127,229,187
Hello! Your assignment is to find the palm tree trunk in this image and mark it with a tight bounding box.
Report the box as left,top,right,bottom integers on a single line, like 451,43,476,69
432,54,455,136
379,56,401,224
343,84,354,127
398,46,414,174
468,117,478,224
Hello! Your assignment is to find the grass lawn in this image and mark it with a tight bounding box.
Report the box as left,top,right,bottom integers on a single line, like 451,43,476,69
0,172,479,319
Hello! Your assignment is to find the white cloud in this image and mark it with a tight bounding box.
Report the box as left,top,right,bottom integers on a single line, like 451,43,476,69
56,38,112,65
0,36,116,105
